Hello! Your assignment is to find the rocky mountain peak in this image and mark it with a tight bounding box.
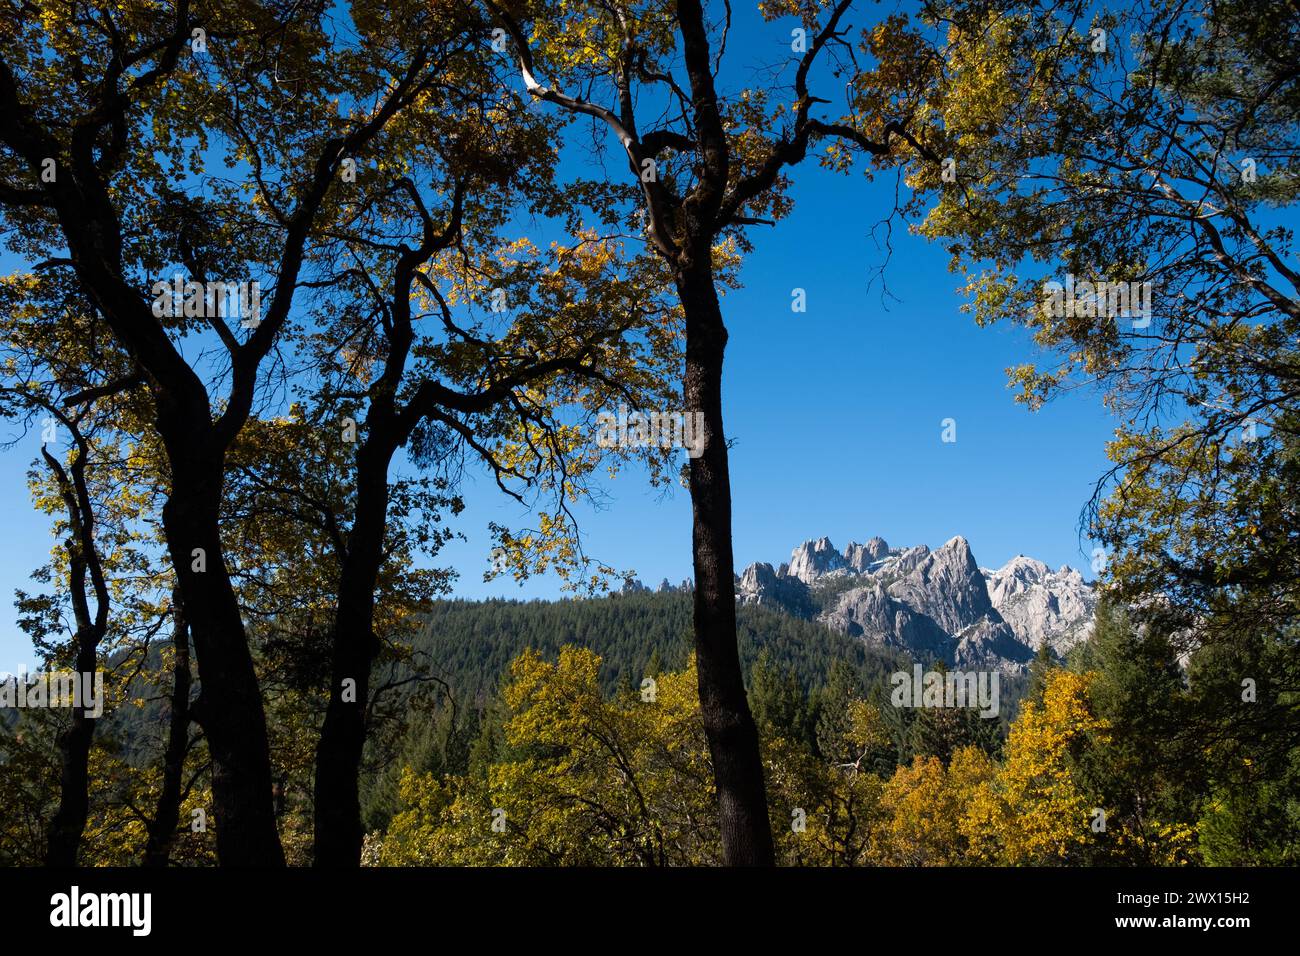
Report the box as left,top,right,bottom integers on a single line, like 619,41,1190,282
887,535,992,636
740,561,780,593
984,554,1096,654
738,560,813,614
787,536,849,584
737,531,1096,673
990,554,1052,588
845,536,890,572
941,535,978,567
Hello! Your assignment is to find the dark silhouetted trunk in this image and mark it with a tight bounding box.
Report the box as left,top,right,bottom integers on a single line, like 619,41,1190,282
664,0,775,866
677,260,775,866
45,635,97,866
145,588,192,867
43,440,107,867
164,442,284,866
33,178,287,867
311,198,461,866
313,440,391,866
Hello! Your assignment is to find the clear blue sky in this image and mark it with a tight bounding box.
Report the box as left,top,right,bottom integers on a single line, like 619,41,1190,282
0,6,1121,672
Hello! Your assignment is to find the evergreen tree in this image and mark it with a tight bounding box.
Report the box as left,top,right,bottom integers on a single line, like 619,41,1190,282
1072,601,1200,863
749,650,810,747
1026,642,1055,707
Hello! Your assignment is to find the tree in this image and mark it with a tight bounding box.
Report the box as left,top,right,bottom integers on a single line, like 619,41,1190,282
902,660,1003,765
1183,613,1300,864
142,587,197,867
382,646,719,865
872,747,994,865
0,278,174,864
1025,642,1054,707
1,0,674,866
487,0,942,864
0,0,473,863
912,0,1300,673
749,649,809,746
314,213,679,861
911,0,1300,861
1070,601,1200,864
961,670,1107,864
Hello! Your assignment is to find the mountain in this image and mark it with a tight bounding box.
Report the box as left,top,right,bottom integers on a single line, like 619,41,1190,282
736,535,1096,673
982,556,1096,655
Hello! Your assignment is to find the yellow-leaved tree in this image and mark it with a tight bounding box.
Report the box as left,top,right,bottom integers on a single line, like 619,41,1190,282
961,671,1107,865
870,747,997,866
381,646,719,865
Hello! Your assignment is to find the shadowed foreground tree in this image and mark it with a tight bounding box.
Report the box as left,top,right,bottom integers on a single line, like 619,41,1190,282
0,279,170,864
0,0,534,863
304,190,679,864
141,587,195,867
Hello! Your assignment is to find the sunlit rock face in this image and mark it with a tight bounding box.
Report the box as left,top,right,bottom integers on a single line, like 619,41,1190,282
735,534,1095,673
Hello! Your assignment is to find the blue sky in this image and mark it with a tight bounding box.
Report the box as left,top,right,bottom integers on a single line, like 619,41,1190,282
421,157,1118,610
0,6,1122,672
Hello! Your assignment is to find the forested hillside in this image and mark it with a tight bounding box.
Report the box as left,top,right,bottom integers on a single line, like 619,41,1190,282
411,593,910,702
353,591,1033,840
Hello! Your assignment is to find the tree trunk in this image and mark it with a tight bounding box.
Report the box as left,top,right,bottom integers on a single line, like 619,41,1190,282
43,443,105,867
145,588,192,867
164,444,284,866
313,441,390,866
677,261,775,866
45,632,96,866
